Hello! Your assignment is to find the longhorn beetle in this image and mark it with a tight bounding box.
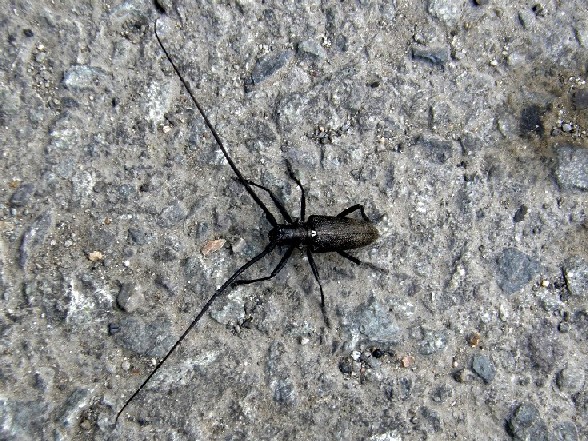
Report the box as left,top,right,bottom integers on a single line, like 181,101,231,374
115,17,379,423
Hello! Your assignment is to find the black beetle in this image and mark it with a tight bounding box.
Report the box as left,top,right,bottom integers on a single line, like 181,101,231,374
115,17,379,424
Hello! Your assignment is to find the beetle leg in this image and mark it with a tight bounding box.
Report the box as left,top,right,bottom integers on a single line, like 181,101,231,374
336,204,370,221
306,249,330,328
115,240,277,423
286,163,306,222
241,179,293,224
233,244,295,285
336,250,361,265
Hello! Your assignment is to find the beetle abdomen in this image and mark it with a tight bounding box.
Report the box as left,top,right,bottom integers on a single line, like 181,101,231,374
307,215,379,252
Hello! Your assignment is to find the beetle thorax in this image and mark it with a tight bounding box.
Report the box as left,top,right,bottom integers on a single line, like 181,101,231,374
269,224,309,244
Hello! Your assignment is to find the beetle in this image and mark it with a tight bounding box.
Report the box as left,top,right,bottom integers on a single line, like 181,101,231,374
114,16,379,424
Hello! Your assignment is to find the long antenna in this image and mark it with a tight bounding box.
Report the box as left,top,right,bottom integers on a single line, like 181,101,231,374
154,19,278,228
115,17,284,425
115,241,277,423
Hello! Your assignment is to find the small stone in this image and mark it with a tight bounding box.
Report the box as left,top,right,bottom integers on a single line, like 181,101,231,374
251,50,294,85
467,332,481,347
520,104,545,137
430,384,453,403
271,378,297,405
386,377,413,401
57,388,91,427
532,3,545,17
184,256,205,279
573,89,588,109
556,365,585,395
561,122,573,133
513,205,528,222
471,354,496,383
79,419,92,430
9,183,34,207
19,212,52,268
157,202,187,228
338,358,353,374
528,327,564,374
297,40,326,59
201,239,226,256
507,403,548,441
420,406,442,432
411,46,450,66
116,283,144,313
551,422,579,441
231,237,247,253
427,0,464,27
63,65,107,91
87,251,104,262
564,257,588,298
499,304,509,321
114,316,175,358
372,348,385,358
453,368,468,383
418,329,448,355
518,9,537,30
401,355,415,368
342,298,401,349
415,136,453,165
128,228,148,245
496,248,540,294
153,247,177,262
108,323,120,335
210,290,245,325
555,145,588,191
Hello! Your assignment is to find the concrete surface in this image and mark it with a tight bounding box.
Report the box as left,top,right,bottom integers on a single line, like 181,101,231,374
1,0,587,440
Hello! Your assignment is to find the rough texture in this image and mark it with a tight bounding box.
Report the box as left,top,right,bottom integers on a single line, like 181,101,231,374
1,0,587,440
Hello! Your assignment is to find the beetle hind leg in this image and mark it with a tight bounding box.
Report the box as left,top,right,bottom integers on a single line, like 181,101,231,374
233,244,295,286
336,250,362,265
306,249,330,328
336,204,370,221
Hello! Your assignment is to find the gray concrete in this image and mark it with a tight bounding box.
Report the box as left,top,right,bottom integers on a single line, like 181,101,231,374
1,0,587,440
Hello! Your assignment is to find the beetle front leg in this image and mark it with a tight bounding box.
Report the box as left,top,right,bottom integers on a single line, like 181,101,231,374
286,162,306,222
241,179,293,224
